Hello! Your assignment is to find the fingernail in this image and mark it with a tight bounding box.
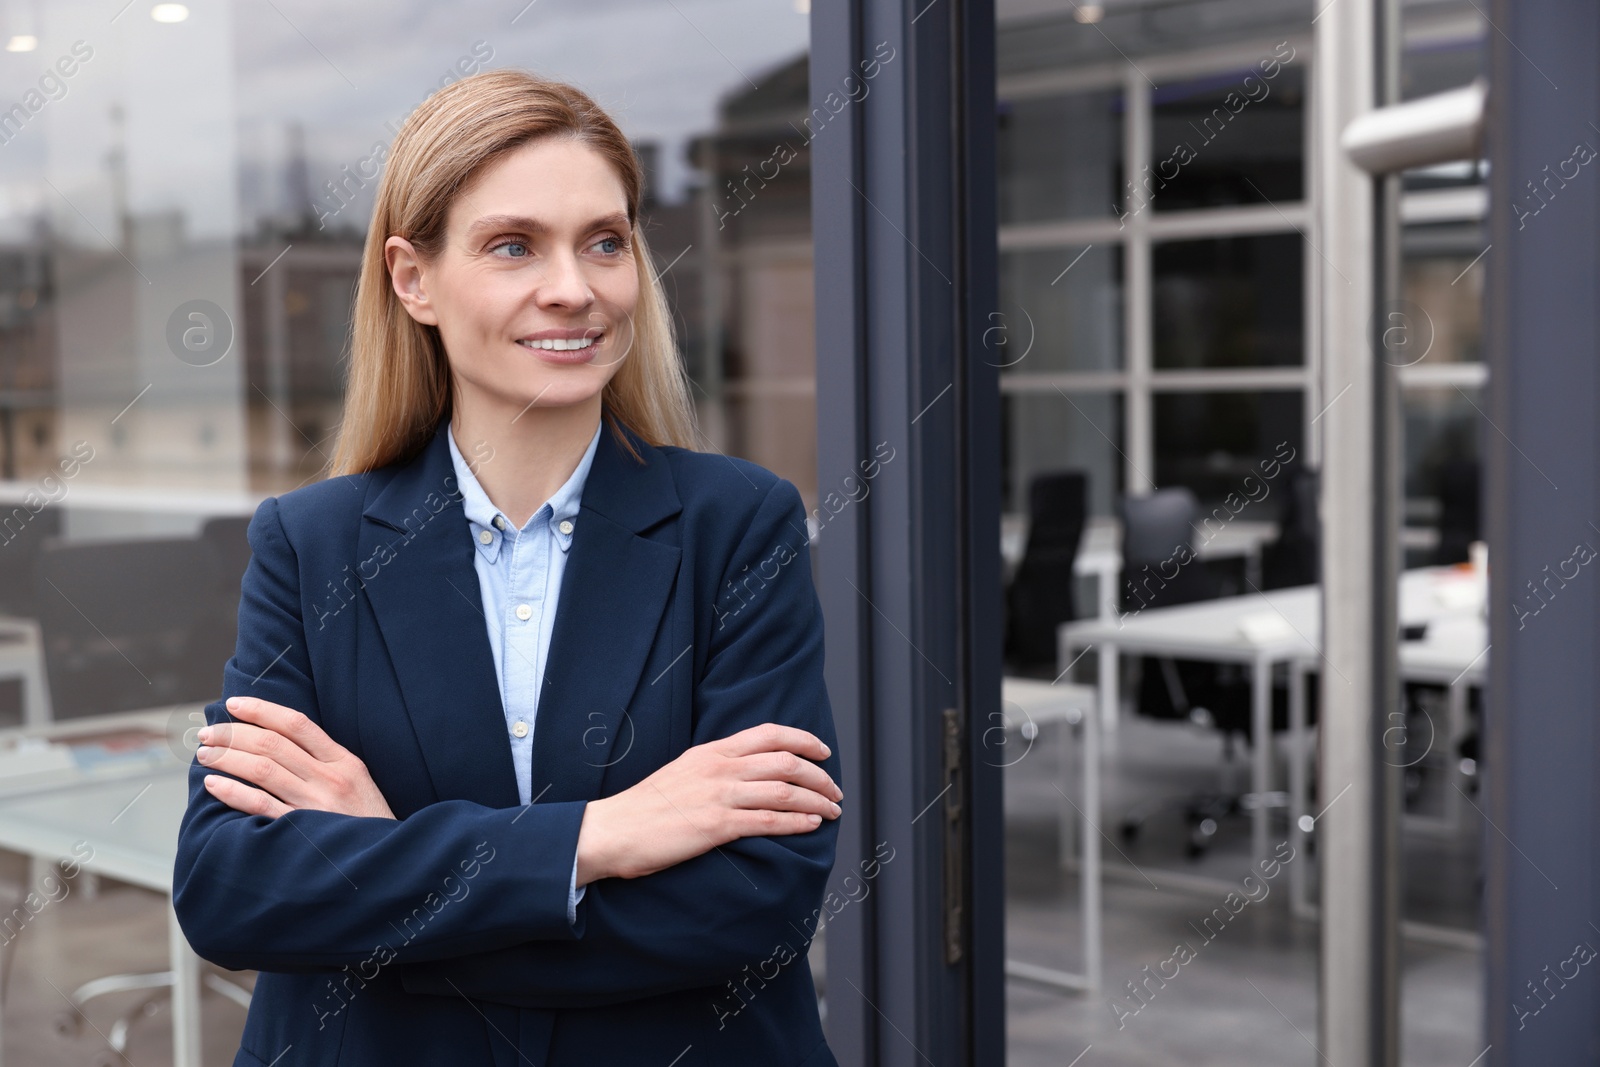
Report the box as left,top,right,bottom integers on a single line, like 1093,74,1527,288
225,697,241,710
830,802,841,816
196,745,214,762
820,744,831,757
196,726,213,743
808,813,822,824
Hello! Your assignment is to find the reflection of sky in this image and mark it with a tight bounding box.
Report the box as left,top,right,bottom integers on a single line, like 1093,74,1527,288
0,0,807,240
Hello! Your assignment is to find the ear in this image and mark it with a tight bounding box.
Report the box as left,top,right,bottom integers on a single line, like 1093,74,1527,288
384,236,440,326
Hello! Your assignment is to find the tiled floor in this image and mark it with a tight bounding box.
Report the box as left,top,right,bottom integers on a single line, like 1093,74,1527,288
0,851,254,1066
1001,712,1483,1067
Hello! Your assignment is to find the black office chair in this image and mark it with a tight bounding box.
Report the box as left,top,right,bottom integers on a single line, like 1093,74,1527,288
34,536,223,719
1432,458,1480,566
1261,466,1320,590
1117,488,1225,727
193,515,253,676
0,505,62,620
200,515,253,591
1004,471,1088,673
28,533,254,1055
1116,488,1298,856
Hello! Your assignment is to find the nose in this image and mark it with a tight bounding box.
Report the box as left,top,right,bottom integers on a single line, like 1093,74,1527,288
532,247,593,310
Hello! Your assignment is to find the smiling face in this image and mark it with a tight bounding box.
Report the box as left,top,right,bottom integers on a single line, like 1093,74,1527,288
384,135,638,426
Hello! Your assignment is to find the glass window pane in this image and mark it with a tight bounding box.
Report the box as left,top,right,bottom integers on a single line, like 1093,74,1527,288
998,89,1124,223
1148,62,1305,212
1152,234,1303,369
1400,222,1486,364
997,245,1123,373
1403,385,1483,566
1399,36,1486,192
721,251,817,500
0,1,813,714
999,4,1313,77
1401,35,1484,102
1003,390,1124,519
1152,389,1304,518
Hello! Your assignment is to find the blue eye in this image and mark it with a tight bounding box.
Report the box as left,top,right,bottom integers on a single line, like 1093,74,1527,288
488,233,628,259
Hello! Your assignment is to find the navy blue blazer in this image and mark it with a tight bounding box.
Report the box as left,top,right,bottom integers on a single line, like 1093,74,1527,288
173,413,842,1067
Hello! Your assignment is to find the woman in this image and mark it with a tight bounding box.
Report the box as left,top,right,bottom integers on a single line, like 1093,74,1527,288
173,68,844,1067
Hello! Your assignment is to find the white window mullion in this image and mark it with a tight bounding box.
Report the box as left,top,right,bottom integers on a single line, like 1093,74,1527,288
1304,48,1323,469
1124,66,1153,494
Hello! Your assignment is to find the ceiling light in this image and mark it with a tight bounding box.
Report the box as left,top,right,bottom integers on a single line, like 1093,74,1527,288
151,3,190,22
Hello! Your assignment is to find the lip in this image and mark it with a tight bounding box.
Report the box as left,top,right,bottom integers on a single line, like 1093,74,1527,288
518,326,605,341
515,334,603,364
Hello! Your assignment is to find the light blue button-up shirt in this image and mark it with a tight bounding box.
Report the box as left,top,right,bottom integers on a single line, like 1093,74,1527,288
446,417,603,927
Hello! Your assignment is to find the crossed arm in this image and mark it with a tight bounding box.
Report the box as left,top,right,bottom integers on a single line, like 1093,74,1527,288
173,480,843,1006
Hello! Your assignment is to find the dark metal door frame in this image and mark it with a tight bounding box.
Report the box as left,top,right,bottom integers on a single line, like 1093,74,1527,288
1483,0,1600,1061
811,0,1004,1063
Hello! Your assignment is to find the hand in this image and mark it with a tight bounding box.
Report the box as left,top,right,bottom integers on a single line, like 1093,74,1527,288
575,723,842,885
197,696,397,820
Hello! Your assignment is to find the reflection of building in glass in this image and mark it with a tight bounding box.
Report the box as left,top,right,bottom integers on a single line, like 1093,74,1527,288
0,2,1490,567
689,53,817,505
990,0,1486,574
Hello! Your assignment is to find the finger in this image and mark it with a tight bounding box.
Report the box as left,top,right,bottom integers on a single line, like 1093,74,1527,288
203,774,293,819
223,696,345,762
734,809,826,838
735,780,842,820
197,744,312,808
740,751,842,801
712,723,831,762
198,722,317,782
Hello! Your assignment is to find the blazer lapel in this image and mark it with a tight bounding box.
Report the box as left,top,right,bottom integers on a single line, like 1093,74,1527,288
529,417,682,803
359,412,681,810
359,422,518,808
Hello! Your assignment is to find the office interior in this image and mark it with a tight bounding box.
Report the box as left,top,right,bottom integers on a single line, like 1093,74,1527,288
0,0,1517,1063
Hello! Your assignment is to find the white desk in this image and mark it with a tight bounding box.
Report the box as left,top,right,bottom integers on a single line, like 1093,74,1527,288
997,678,1100,993
1284,607,1488,920
0,705,218,1067
1059,567,1486,868
1004,515,1281,751
1055,567,1488,973
1001,515,1281,622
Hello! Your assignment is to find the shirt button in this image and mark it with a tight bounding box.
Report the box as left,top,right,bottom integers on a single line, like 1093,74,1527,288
478,529,493,545
558,519,574,535
494,516,507,531
515,603,533,621
511,720,529,738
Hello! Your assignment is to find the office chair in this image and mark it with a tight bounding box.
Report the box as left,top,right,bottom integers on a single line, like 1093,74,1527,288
1115,488,1298,856
0,505,62,620
1432,458,1480,566
26,533,254,1057
34,537,222,719
199,515,253,591
193,515,253,676
1260,466,1319,590
1003,471,1088,673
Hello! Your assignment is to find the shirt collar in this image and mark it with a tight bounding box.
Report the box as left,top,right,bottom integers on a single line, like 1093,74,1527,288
445,418,604,562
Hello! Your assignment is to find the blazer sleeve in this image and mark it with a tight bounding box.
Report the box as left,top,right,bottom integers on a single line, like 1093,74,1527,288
171,495,591,973
394,476,842,1008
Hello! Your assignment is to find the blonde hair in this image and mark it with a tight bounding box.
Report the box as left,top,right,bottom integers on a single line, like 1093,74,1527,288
328,68,699,475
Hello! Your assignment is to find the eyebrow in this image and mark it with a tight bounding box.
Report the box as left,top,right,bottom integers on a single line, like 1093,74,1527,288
465,212,631,239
